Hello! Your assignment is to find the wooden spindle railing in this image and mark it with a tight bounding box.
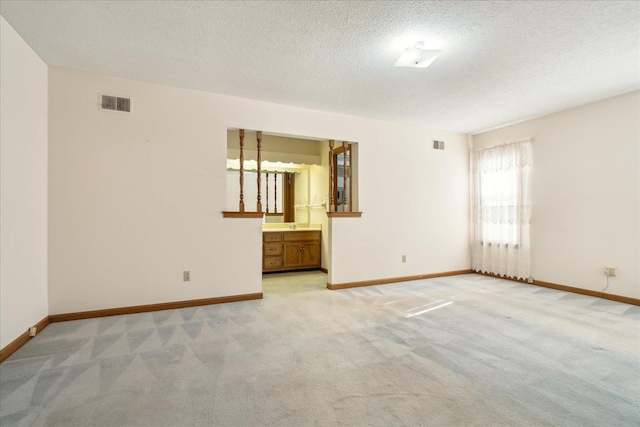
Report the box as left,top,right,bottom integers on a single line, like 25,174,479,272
238,129,245,212
256,131,262,213
266,172,270,214
329,140,336,212
223,129,265,218
273,173,278,214
343,141,349,212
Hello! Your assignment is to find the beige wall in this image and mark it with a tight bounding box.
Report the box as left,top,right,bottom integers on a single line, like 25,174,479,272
47,67,470,314
0,17,49,348
329,123,470,283
472,91,640,299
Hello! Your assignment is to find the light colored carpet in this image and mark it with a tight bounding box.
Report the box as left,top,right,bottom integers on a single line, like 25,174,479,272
1,273,638,426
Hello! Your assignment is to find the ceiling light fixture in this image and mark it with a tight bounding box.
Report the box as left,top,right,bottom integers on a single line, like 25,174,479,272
394,41,442,68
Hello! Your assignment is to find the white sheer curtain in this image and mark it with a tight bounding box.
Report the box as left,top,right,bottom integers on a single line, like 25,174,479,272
471,140,532,279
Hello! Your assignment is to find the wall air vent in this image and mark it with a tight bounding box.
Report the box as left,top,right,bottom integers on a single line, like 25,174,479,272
100,94,131,113
433,140,445,150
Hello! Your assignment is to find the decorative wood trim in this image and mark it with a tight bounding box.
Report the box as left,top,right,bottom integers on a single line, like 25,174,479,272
320,267,328,274
596,290,640,305
266,172,269,214
326,211,362,218
283,172,295,223
273,172,278,214
239,129,245,212
474,271,640,306
532,279,602,297
327,269,473,290
329,140,336,212
0,316,50,363
256,131,262,212
222,211,264,218
35,316,50,332
49,293,264,323
342,141,350,212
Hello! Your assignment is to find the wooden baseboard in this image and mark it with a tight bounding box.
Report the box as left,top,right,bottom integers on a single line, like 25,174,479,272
222,211,264,218
327,269,473,290
49,292,263,323
320,267,328,274
475,271,640,306
1,293,263,364
326,212,363,218
0,316,50,363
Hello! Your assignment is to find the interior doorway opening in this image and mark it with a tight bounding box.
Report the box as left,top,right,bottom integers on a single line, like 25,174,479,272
225,128,360,289
261,270,329,295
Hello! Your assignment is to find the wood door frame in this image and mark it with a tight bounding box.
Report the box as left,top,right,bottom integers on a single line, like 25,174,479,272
331,145,352,212
283,172,295,223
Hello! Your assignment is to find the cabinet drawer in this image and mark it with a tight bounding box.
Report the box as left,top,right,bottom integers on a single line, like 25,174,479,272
263,233,283,242
283,231,321,242
263,257,283,270
263,243,282,256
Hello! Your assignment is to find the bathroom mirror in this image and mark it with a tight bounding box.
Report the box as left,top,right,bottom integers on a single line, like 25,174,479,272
264,172,295,223
226,163,311,223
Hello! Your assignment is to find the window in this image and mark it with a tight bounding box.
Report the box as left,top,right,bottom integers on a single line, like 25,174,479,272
477,162,520,247
471,140,532,279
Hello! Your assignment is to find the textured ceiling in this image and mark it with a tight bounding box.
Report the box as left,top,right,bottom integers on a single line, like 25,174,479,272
1,1,638,134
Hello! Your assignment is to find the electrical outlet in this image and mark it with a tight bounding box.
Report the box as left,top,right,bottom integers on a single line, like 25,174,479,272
183,271,191,281
603,266,616,277
29,327,37,337
402,255,407,263
527,277,534,284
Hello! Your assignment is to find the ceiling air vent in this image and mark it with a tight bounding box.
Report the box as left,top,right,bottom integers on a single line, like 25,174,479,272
101,94,131,113
433,140,445,150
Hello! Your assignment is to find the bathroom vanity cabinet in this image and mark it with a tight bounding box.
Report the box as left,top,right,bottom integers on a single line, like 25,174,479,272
263,230,321,272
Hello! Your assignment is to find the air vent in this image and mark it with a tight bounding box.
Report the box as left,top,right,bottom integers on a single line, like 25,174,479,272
101,94,131,113
433,140,445,150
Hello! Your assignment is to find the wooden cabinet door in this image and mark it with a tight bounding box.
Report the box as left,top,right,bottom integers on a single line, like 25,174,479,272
301,242,320,267
283,243,302,268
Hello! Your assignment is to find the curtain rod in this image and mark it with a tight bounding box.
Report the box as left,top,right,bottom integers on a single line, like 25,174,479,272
471,138,532,152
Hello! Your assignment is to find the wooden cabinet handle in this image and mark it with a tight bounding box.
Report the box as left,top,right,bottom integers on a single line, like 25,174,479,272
270,248,276,251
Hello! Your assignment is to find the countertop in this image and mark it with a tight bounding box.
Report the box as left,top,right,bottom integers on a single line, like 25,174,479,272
262,224,321,232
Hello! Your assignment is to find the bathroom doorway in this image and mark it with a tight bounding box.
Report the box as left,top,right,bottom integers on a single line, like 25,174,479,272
261,270,328,295
226,129,331,278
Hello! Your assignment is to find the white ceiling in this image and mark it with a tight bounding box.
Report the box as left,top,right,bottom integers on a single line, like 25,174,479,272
1,1,638,134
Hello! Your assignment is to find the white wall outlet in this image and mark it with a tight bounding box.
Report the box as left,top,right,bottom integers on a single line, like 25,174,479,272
603,266,616,277
183,271,191,281
527,277,534,284
29,327,37,337
402,255,407,263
